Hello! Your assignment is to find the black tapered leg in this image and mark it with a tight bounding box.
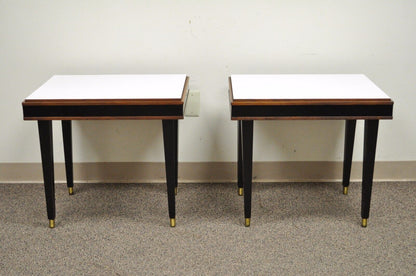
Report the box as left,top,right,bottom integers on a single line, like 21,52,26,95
342,120,356,195
361,120,379,227
62,120,74,195
38,121,56,228
242,120,254,227
162,120,177,227
173,120,178,195
237,121,243,196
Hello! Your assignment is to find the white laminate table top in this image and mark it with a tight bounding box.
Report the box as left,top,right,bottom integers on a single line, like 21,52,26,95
25,74,187,101
231,74,391,100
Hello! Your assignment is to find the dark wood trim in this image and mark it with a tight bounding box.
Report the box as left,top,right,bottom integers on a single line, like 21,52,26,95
231,103,393,120
25,116,184,121
23,99,183,106
23,104,184,120
231,116,393,120
231,99,393,106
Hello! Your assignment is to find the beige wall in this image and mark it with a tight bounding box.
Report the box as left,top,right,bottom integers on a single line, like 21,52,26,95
1,1,415,166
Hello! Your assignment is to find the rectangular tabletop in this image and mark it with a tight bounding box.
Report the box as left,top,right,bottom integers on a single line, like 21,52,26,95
229,74,393,120
23,74,189,120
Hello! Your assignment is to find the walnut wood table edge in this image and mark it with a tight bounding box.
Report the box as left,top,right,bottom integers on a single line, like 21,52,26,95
230,115,393,120
230,98,393,106
22,99,183,106
23,115,184,121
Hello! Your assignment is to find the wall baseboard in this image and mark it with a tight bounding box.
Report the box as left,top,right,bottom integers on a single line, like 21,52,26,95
1,161,415,183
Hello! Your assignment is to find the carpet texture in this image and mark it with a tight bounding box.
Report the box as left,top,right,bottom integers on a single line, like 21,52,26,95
1,182,415,275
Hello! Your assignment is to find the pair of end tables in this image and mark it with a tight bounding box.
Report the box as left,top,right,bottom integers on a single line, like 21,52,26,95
22,74,393,228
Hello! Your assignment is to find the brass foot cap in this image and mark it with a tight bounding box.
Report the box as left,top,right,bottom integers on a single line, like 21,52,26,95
238,188,244,196
245,218,250,227
49,219,55,228
68,187,74,195
343,187,348,195
174,187,178,196
362,218,368,227
170,218,176,227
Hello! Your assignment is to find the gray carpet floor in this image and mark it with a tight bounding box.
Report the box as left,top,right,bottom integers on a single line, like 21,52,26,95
1,182,415,275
